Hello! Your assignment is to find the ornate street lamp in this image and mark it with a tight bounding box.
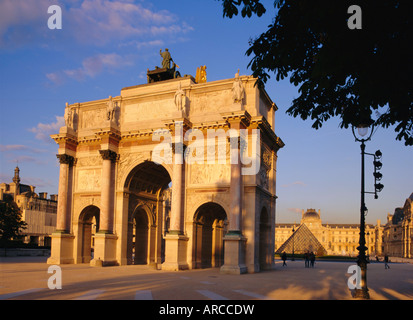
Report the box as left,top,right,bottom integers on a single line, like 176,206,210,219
351,123,374,299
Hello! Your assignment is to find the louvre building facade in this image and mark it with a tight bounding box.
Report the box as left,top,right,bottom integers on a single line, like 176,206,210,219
382,193,413,258
275,209,382,257
276,193,413,259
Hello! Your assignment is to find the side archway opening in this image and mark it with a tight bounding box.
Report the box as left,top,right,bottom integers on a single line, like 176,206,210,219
259,207,271,270
79,205,100,263
193,202,227,269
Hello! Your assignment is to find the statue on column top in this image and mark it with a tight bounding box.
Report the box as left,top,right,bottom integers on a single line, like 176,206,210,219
195,65,207,83
106,96,116,122
174,82,186,115
64,102,73,128
232,69,245,103
160,48,172,69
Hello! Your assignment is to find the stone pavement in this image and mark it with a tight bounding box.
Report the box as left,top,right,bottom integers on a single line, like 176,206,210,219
1,256,412,300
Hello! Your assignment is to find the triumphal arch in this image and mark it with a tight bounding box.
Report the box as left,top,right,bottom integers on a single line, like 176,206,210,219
47,55,284,273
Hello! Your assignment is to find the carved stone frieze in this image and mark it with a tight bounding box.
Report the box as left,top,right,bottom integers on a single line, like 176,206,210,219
190,163,230,185
77,168,102,191
76,156,103,167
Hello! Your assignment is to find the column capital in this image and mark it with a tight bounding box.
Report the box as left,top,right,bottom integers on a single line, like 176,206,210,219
221,110,251,129
56,154,74,165
163,118,192,135
99,149,118,162
171,142,187,154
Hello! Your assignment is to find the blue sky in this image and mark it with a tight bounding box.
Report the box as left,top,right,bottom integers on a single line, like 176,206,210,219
0,0,412,224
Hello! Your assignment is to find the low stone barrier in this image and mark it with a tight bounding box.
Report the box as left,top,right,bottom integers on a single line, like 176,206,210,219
0,248,51,257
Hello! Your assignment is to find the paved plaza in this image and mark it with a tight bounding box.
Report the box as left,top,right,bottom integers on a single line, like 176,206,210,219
1,256,412,301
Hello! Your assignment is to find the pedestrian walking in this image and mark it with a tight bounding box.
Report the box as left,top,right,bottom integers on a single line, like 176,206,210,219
384,254,390,269
310,252,315,268
282,251,287,266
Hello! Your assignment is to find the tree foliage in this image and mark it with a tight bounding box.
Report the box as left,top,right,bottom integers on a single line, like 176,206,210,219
220,0,413,145
0,199,27,244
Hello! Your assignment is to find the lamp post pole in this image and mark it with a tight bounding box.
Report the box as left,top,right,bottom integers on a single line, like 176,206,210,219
355,139,370,299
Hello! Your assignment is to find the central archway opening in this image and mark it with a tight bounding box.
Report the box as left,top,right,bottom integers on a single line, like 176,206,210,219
193,202,227,268
124,161,171,266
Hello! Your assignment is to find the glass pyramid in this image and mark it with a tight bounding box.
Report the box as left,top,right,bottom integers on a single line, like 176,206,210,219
276,223,327,255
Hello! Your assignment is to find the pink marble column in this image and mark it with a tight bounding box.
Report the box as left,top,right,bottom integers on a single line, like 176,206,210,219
99,150,117,233
56,154,74,232
229,136,242,233
169,142,184,234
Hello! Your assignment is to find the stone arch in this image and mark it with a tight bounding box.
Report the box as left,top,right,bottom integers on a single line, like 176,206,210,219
118,154,172,190
123,160,171,266
192,202,228,268
78,205,100,263
187,195,230,225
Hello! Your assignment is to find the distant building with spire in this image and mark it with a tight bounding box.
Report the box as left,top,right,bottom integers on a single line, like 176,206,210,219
0,166,58,246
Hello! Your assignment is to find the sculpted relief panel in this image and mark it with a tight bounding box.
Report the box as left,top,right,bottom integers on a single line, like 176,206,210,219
189,90,231,115
190,163,230,185
123,101,171,123
80,108,106,129
76,156,102,167
77,168,101,191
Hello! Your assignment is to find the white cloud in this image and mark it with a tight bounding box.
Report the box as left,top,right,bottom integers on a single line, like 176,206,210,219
67,0,193,45
135,39,165,49
21,176,56,188
0,0,54,47
0,144,47,154
46,72,64,85
48,52,134,83
0,144,28,152
0,0,193,48
29,116,65,142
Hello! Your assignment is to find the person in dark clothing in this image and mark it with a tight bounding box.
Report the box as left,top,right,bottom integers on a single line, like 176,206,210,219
384,254,390,269
310,252,315,268
304,252,309,268
282,251,287,266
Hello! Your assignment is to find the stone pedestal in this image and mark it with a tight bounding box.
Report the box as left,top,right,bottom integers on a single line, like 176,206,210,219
229,101,244,112
90,232,118,266
220,233,247,274
47,232,75,265
59,126,76,135
171,110,187,119
162,233,189,271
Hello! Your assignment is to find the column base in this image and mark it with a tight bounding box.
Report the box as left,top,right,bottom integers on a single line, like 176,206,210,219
220,233,247,274
47,232,75,265
90,232,118,267
162,233,189,271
